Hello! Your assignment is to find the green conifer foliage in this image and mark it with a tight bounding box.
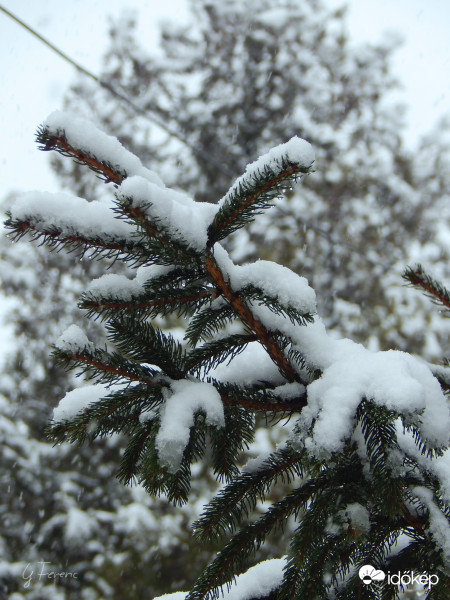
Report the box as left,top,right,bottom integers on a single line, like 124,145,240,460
5,113,450,599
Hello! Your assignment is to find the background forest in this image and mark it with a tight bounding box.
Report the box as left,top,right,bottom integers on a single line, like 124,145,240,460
1,0,449,598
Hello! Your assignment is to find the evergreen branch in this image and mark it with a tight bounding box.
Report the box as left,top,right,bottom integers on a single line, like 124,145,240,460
48,384,163,444
278,455,370,599
205,253,298,382
140,414,206,505
80,285,211,321
194,446,306,541
280,532,354,600
36,124,126,184
4,214,150,265
332,524,403,600
186,333,257,374
216,380,308,413
53,345,161,387
117,420,155,486
357,400,405,519
243,285,315,327
281,462,363,588
207,154,313,244
185,302,236,345
429,361,450,392
210,405,255,481
403,264,450,311
117,197,202,264
401,420,447,459
106,317,187,380
187,482,320,600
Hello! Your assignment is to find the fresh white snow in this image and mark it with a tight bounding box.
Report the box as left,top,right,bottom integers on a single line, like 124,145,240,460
53,383,110,421
118,176,218,251
290,318,449,457
86,273,144,300
155,379,225,472
44,111,165,187
153,558,286,600
10,191,134,242
85,264,177,300
412,486,450,566
214,243,316,315
54,324,94,354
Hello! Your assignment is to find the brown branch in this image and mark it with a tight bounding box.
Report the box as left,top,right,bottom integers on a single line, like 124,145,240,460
221,393,307,413
122,204,161,238
400,503,426,536
71,352,161,386
40,133,125,185
205,254,298,383
83,291,210,313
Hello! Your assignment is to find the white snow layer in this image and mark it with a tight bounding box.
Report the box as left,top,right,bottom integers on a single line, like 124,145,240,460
85,265,176,299
292,319,449,456
153,558,285,600
413,486,450,566
55,324,94,354
210,315,448,459
10,191,134,241
44,111,165,187
86,273,143,300
211,341,286,386
214,243,316,314
155,380,225,472
118,176,218,251
53,383,110,421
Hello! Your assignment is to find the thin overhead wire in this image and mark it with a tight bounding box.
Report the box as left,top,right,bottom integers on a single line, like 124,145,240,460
0,4,234,178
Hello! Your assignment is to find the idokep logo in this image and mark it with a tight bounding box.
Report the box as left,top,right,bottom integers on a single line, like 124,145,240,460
358,565,439,590
359,565,385,585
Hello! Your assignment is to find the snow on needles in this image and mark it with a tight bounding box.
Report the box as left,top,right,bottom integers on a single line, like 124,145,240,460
85,265,176,300
292,319,449,457
153,558,285,600
218,136,315,210
156,380,225,473
54,324,94,354
210,313,448,460
53,384,110,422
118,176,218,251
10,192,134,242
213,244,316,315
44,111,165,187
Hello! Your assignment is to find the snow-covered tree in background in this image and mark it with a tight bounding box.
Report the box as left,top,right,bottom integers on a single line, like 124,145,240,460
5,111,450,599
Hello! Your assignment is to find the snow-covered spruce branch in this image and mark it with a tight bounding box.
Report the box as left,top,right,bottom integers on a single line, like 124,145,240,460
207,139,314,244
36,111,165,186
5,190,150,263
6,112,450,600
